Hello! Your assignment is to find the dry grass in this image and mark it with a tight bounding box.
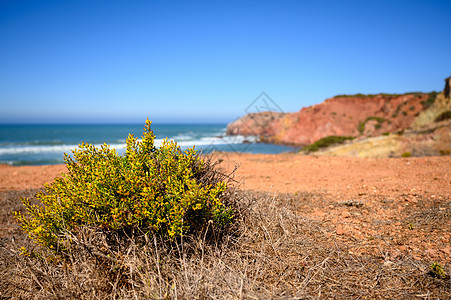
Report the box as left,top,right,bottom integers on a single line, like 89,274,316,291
1,190,450,299
406,197,451,229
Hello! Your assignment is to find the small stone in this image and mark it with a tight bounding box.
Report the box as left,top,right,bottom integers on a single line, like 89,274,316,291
425,249,437,256
383,260,394,267
336,226,345,235
342,211,351,218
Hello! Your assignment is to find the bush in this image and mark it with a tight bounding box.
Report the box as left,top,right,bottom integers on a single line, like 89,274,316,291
401,152,412,158
334,92,423,98
434,110,451,122
358,116,388,134
392,101,408,118
302,136,355,153
421,91,438,110
14,119,235,254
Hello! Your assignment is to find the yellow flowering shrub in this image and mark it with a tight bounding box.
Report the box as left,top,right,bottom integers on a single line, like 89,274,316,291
14,119,233,252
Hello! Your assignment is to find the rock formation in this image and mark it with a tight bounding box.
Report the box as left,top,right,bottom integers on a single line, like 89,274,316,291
315,78,451,158
412,77,451,128
227,93,433,146
227,76,451,157
444,76,450,98
313,119,451,158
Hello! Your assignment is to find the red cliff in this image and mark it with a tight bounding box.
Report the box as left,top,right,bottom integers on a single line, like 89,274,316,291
227,93,435,146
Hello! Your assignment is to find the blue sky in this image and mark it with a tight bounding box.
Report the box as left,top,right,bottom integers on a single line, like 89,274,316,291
1,0,450,124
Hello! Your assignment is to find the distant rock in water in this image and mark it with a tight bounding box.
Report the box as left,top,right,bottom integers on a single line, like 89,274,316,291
226,111,286,137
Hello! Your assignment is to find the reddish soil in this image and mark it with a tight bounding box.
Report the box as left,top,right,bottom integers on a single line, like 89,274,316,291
214,153,451,262
212,153,450,197
1,154,449,196
1,154,450,264
0,164,67,192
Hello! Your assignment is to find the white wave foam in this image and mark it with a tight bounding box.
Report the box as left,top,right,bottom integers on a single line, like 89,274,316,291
0,143,127,155
0,145,77,155
172,132,196,141
0,135,256,155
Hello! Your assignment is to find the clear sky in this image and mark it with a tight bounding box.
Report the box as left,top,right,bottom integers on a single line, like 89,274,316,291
1,0,450,124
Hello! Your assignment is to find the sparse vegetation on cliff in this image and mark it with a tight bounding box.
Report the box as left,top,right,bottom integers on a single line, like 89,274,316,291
421,91,439,110
401,152,412,158
434,110,451,122
334,92,424,98
302,135,355,153
392,101,409,118
358,116,389,134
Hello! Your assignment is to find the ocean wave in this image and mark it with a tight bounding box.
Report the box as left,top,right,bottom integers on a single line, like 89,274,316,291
172,132,195,141
176,135,258,147
1,158,66,166
0,135,257,155
0,143,127,155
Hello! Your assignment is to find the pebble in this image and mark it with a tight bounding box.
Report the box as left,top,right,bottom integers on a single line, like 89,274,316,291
341,211,351,218
336,226,345,235
425,249,437,256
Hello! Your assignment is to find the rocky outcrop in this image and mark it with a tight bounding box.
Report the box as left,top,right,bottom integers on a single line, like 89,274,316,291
412,77,451,128
312,79,451,158
226,111,286,137
227,77,451,157
444,76,450,98
313,120,451,158
227,93,433,146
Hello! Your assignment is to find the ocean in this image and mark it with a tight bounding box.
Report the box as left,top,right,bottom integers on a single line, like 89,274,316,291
0,124,299,166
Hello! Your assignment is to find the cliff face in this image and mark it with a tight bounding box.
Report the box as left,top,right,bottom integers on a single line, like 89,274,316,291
227,93,432,146
226,111,286,137
313,120,451,158
312,79,451,158
412,77,451,127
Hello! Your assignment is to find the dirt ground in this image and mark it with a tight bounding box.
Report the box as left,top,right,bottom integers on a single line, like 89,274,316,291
1,153,450,263
211,153,450,197
2,154,448,196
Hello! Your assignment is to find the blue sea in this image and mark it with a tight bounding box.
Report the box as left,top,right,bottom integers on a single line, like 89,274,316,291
0,124,299,166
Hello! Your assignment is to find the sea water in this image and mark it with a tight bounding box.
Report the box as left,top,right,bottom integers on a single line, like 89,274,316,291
0,124,299,165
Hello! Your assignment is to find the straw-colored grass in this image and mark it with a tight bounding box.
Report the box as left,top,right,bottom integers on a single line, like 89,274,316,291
1,189,450,299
